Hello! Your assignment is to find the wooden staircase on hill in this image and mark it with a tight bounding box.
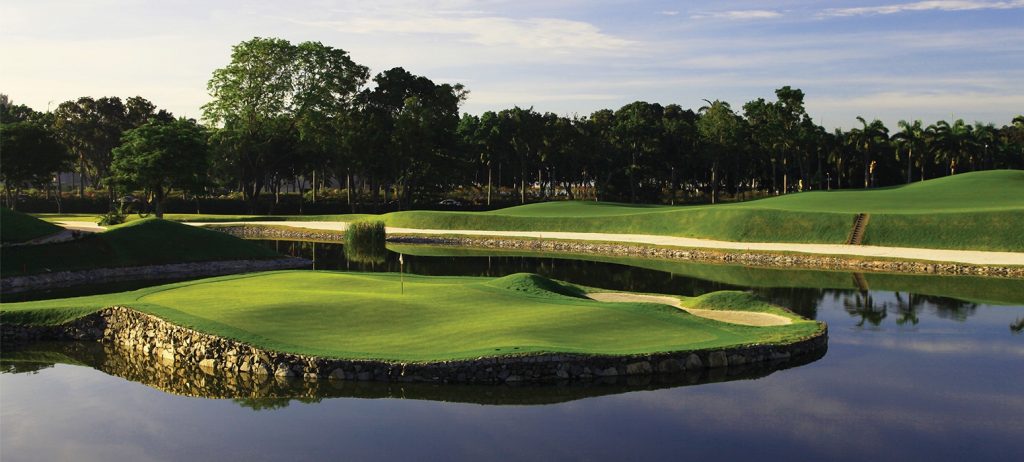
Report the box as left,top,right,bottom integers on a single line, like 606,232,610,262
846,213,870,245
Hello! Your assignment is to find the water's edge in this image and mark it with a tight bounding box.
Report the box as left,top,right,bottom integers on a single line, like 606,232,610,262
205,224,1024,278
1,306,828,384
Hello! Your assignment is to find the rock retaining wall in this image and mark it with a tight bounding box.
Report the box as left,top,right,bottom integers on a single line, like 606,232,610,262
390,236,1024,278
205,225,1022,278
5,341,825,404
1,306,827,384
0,257,311,294
205,225,345,242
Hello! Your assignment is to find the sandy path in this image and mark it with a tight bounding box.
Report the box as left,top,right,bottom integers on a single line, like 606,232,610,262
186,221,1024,266
55,220,106,233
586,292,793,327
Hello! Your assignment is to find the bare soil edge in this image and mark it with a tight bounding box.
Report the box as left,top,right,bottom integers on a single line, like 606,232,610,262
0,257,311,294
203,225,1023,278
1,306,828,384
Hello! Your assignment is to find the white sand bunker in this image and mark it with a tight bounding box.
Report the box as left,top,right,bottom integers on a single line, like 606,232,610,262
587,292,792,327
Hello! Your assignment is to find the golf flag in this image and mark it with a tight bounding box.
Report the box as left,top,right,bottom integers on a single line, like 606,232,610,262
399,254,404,265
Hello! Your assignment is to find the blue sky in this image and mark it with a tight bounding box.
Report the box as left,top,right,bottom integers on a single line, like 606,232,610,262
2,0,1022,129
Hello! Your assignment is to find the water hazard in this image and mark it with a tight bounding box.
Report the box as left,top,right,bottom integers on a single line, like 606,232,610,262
3,240,1022,460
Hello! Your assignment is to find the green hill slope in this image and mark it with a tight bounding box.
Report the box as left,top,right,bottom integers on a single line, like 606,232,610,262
382,171,1024,251
1,207,63,244
1,218,281,276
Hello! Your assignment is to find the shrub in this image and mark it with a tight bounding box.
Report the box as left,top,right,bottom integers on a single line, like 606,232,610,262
344,220,387,264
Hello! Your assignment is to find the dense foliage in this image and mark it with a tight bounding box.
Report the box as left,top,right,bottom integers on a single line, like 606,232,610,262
2,37,1022,213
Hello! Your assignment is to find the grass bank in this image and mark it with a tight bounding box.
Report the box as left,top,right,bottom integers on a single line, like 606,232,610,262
1,207,63,244
1,218,280,276
32,171,1024,251
381,171,1024,251
0,271,821,362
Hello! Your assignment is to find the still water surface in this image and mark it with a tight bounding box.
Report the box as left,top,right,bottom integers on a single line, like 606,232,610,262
2,241,1022,461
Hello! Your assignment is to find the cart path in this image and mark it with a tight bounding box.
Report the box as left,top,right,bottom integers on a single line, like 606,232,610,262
586,292,793,327
171,221,1023,266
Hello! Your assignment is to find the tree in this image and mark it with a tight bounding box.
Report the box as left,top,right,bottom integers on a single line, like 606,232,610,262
499,107,543,204
0,120,71,209
928,119,972,176
893,120,924,183
52,96,165,201
612,101,663,203
110,119,209,218
203,37,369,212
698,100,743,203
849,116,889,188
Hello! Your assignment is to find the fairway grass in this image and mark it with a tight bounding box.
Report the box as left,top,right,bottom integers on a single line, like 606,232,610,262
30,171,1023,251
380,171,1024,251
0,271,822,362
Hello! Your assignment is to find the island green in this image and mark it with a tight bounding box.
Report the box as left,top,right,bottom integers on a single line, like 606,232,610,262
0,271,821,362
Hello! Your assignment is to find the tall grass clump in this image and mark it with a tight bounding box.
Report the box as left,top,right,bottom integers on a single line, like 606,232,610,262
345,220,387,264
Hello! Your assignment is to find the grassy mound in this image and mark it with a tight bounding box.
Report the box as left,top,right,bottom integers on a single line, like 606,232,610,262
1,218,281,276
1,207,63,244
0,271,822,362
380,170,1024,251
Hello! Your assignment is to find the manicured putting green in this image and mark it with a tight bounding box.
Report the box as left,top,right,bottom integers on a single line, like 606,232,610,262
0,271,821,362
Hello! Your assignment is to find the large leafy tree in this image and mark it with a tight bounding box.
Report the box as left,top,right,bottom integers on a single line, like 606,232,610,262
697,100,744,204
498,107,544,204
203,37,368,212
52,96,167,200
661,104,698,203
0,120,70,209
351,67,466,209
110,119,209,218
612,101,664,203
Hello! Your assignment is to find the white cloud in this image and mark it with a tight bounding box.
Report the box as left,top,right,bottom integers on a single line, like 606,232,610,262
292,14,635,52
823,0,1024,17
660,10,680,16
691,10,783,20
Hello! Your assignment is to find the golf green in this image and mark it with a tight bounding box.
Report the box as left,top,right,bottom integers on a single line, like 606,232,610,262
0,271,822,362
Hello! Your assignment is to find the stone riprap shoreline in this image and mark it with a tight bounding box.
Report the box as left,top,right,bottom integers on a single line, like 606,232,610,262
200,224,1023,278
203,224,345,242
1,306,828,384
390,236,1024,278
4,341,826,405
0,257,310,294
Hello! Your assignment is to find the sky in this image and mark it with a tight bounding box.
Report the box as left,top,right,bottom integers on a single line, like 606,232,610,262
2,0,1022,130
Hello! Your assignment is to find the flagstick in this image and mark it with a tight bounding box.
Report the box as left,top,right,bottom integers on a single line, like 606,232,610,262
399,253,404,295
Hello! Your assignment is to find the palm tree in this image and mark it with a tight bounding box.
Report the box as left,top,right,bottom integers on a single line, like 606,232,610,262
849,116,889,188
893,120,924,183
973,122,997,170
928,119,973,176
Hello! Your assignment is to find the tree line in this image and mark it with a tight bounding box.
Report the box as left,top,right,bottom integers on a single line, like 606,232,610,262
2,37,1023,216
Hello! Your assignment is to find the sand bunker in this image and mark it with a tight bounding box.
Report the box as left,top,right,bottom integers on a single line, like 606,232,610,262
587,292,792,327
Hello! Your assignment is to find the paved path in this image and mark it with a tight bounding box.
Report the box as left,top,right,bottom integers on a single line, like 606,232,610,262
54,220,106,233
184,221,1024,266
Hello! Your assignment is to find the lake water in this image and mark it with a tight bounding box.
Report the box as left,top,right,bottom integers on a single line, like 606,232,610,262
2,241,1022,461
